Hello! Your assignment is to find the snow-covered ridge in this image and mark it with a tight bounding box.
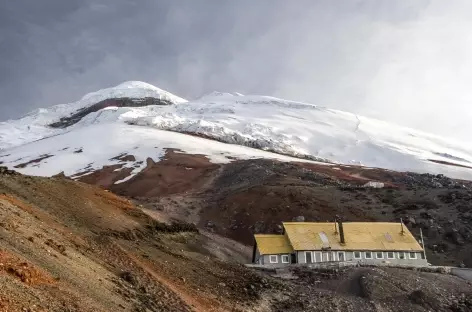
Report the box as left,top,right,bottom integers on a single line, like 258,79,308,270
120,98,472,177
83,81,186,103
0,81,186,149
1,81,472,181
21,81,186,125
197,91,245,100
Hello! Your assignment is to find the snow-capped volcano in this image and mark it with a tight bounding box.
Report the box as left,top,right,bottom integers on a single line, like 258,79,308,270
19,81,186,127
0,81,186,149
1,81,472,181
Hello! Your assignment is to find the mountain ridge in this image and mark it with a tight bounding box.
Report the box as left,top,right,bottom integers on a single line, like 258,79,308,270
1,81,472,182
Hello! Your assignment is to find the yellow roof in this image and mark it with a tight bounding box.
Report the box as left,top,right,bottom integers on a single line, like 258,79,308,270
254,234,293,255
283,222,423,251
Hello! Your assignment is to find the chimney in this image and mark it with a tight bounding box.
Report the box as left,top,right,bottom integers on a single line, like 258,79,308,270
338,220,345,244
400,218,405,235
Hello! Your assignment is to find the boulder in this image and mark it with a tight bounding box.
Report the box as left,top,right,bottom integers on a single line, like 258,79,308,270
0,166,17,175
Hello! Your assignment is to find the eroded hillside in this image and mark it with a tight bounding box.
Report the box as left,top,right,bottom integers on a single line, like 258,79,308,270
0,168,264,311
2,167,472,311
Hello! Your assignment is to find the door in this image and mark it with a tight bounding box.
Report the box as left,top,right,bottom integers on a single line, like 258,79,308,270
305,251,313,263
291,253,297,264
338,252,345,262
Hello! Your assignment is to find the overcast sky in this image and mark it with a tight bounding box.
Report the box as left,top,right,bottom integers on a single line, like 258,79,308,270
1,0,472,141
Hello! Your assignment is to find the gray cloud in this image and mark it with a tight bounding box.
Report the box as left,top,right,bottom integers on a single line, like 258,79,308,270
0,0,471,141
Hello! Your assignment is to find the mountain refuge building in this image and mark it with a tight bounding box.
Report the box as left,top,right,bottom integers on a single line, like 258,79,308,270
252,221,427,267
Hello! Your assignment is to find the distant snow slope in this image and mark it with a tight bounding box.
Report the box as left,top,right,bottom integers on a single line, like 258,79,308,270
197,91,245,100
1,81,472,181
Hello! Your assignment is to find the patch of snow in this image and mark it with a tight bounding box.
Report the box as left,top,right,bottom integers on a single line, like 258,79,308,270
0,123,320,180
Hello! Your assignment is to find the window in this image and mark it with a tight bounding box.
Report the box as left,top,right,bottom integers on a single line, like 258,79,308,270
376,252,384,259
305,252,313,263
337,252,345,262
353,251,362,259
398,252,405,260
281,255,290,263
319,232,329,245
409,252,417,259
387,252,395,259
269,255,278,263
314,252,321,263
322,252,330,262
364,251,373,259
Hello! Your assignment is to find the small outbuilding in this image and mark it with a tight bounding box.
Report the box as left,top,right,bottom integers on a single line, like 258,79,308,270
363,181,385,188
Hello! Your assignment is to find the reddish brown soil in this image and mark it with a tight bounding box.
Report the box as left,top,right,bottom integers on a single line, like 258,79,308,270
297,162,401,187
93,149,221,198
202,184,379,245
0,170,270,311
110,154,137,162
0,250,53,286
75,163,133,187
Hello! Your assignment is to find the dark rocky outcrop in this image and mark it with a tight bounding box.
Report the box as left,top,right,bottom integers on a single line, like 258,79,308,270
49,97,173,128
0,166,18,175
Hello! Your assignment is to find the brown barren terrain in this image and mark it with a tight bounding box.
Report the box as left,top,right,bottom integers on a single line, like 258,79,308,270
76,149,472,267
2,148,472,311
0,168,267,311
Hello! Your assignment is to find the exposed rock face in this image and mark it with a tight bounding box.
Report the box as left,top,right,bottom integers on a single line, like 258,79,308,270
391,172,471,190
271,266,472,312
49,97,173,128
0,166,17,175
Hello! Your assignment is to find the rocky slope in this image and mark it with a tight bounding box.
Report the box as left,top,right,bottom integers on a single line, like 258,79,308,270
0,167,260,311
0,167,472,312
72,149,472,268
1,167,472,312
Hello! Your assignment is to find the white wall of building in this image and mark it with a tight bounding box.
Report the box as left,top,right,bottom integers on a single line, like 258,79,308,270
291,250,427,266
